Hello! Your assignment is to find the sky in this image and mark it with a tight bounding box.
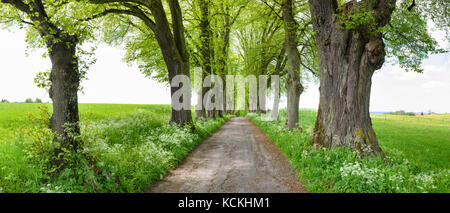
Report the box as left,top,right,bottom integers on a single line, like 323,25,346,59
0,28,449,113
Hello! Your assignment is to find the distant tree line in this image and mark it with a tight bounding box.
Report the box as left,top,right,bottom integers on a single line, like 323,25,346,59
25,98,43,103
389,110,435,116
0,98,43,103
389,110,416,116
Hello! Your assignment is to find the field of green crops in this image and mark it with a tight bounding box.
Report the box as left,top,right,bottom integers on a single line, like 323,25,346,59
0,103,231,192
250,110,450,193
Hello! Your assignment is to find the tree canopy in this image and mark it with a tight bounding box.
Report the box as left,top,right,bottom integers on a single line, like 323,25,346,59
0,0,448,148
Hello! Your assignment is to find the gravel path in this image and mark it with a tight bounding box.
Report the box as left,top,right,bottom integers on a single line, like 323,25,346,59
145,117,308,193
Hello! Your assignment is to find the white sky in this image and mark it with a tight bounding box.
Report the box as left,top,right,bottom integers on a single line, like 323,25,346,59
0,28,449,113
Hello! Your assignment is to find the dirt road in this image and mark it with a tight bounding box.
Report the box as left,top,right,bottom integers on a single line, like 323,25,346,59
146,117,307,193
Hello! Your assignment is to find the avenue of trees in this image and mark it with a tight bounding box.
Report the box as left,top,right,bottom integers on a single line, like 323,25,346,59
0,0,448,160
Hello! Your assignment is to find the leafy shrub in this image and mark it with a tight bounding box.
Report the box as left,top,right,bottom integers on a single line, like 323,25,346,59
21,105,63,174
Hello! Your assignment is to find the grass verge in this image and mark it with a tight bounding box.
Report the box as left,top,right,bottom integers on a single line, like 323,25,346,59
0,104,232,192
248,110,449,193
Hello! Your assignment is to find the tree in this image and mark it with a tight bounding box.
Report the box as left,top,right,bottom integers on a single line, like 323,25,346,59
308,0,446,156
282,0,304,129
271,47,288,120
184,0,213,120
88,0,193,126
236,3,283,113
0,0,100,152
184,0,247,118
197,0,212,119
261,0,318,128
214,0,246,116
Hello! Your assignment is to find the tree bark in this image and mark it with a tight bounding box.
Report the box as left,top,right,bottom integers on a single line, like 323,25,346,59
48,39,81,150
308,0,396,156
283,0,304,129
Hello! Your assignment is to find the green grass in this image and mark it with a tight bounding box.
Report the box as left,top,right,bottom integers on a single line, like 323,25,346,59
249,110,450,193
372,114,450,170
0,103,232,193
0,103,173,141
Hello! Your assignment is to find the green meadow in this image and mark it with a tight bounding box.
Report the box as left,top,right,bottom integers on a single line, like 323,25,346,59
0,103,231,192
371,114,450,170
250,110,449,193
0,103,173,141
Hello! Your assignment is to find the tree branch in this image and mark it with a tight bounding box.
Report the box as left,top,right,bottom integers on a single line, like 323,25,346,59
260,0,282,20
1,0,31,14
407,0,416,11
88,0,151,9
83,8,156,32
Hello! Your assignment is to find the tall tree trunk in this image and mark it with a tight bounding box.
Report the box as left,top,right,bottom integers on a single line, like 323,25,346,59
48,39,80,150
197,0,211,120
309,0,395,156
218,16,231,118
272,47,286,121
151,0,193,126
167,59,193,125
283,0,304,129
217,3,242,117
219,74,226,117
271,77,280,121
196,86,207,119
